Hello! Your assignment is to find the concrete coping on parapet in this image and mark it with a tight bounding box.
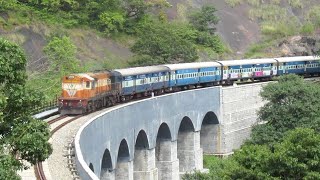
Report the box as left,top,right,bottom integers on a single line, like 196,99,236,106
74,86,222,179
222,81,273,89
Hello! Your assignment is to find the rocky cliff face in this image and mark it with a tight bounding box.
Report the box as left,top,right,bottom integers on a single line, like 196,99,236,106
278,36,320,57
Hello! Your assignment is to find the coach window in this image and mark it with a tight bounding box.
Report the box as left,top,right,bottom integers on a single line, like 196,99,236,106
92,81,96,89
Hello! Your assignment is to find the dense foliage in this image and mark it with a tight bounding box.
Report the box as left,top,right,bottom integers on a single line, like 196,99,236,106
185,128,320,180
0,38,52,179
183,75,320,179
129,5,224,66
250,74,320,145
130,22,199,66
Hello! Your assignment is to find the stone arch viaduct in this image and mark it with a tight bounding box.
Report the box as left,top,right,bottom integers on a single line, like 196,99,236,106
75,82,268,180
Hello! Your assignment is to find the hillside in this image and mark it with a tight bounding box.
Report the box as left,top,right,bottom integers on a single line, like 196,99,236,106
1,1,319,67
166,0,320,57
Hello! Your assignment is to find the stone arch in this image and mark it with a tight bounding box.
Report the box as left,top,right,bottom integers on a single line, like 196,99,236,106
89,163,94,172
200,111,220,154
100,149,113,179
134,130,149,172
135,130,149,149
155,123,178,180
156,123,172,162
177,116,202,172
134,130,157,179
178,116,195,132
115,139,133,179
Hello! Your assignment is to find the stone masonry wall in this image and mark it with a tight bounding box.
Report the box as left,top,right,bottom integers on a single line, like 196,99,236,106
221,82,271,154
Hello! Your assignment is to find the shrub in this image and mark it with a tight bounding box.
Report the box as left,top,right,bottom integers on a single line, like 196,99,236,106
300,22,315,35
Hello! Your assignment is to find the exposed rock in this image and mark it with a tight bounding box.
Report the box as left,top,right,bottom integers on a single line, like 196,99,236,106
278,35,320,57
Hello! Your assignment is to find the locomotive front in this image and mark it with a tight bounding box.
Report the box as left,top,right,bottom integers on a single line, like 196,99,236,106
59,73,96,115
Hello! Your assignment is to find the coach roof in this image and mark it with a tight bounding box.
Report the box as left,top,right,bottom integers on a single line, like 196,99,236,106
163,62,221,71
275,56,319,62
217,58,277,66
113,66,169,76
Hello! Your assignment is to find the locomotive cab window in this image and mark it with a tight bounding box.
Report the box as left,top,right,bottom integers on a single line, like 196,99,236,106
86,82,91,89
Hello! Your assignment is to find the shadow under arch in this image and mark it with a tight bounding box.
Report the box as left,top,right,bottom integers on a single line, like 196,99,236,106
89,163,94,172
135,130,149,149
100,149,113,179
115,139,132,179
178,116,195,132
155,122,176,179
155,123,172,161
177,116,198,172
200,111,220,154
134,130,150,172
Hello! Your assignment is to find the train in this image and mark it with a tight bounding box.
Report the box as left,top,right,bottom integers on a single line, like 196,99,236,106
58,56,320,115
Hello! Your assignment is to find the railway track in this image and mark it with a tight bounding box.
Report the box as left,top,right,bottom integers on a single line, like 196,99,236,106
34,115,83,180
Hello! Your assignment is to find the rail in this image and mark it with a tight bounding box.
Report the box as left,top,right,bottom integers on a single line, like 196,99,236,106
34,115,83,180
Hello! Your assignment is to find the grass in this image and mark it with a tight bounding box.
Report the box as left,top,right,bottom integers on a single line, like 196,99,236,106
306,6,320,28
248,5,287,21
244,39,277,58
225,0,243,7
288,0,303,8
246,0,260,6
300,22,315,35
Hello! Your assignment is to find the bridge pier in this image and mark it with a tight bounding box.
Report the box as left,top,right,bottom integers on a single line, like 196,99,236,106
100,170,115,180
178,130,203,175
156,139,179,180
115,158,133,180
133,148,158,180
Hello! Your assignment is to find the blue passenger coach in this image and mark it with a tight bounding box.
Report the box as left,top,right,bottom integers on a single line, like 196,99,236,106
275,56,320,75
217,58,278,81
112,66,169,97
163,62,222,88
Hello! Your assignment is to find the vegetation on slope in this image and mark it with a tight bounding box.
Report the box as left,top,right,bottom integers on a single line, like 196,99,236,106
223,0,320,58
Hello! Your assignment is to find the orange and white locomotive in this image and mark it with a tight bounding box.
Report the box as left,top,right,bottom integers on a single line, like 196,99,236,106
59,71,120,115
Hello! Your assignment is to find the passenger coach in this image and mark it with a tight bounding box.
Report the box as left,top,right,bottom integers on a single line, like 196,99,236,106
112,66,169,101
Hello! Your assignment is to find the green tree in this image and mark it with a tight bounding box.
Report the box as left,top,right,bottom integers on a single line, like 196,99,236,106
189,5,219,33
44,36,79,75
0,37,52,178
99,11,125,34
22,0,77,11
130,22,198,66
267,128,320,179
232,128,320,179
250,74,320,145
185,128,320,179
0,0,17,9
0,150,22,180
